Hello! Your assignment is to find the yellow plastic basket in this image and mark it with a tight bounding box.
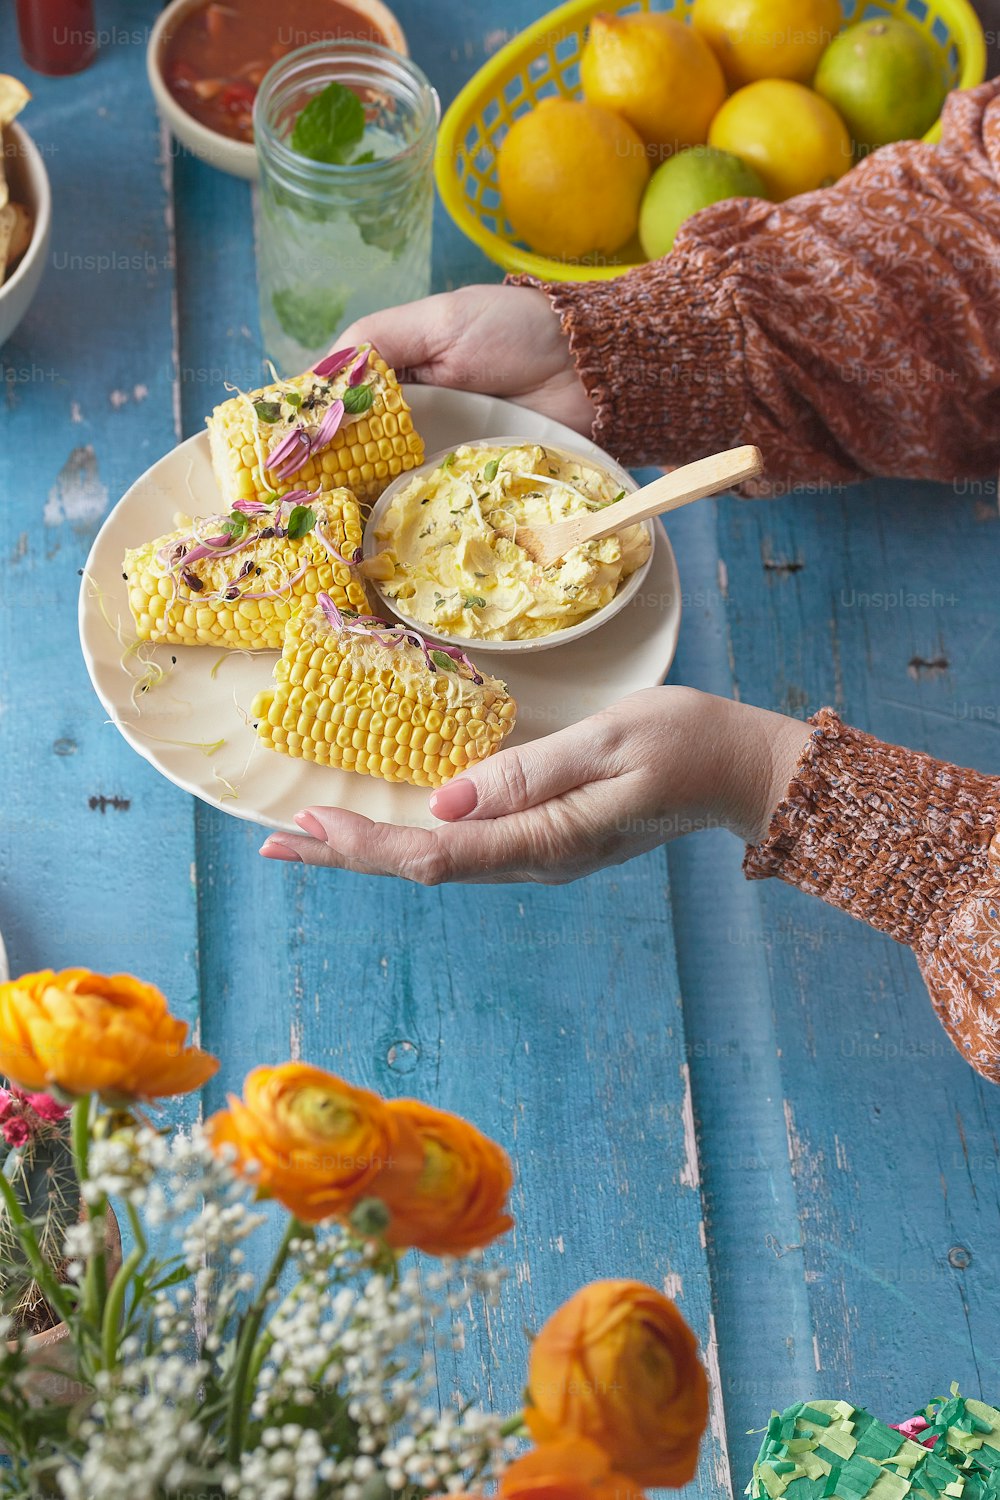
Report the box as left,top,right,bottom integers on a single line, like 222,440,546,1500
435,0,987,282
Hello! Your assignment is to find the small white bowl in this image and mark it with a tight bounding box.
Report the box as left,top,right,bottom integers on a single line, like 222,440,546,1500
0,120,52,349
363,436,655,656
147,0,409,180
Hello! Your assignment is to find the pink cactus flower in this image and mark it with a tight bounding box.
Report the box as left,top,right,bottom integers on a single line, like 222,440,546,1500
24,1092,69,1123
0,1089,15,1123
2,1116,32,1148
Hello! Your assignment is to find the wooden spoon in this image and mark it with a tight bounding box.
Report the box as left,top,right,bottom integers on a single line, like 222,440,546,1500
506,445,764,567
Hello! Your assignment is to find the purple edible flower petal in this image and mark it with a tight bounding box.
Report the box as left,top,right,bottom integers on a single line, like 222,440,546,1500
232,500,273,516
318,591,345,630
271,431,314,481
312,346,356,379
179,534,250,567
347,348,370,386
312,398,345,452
267,426,310,474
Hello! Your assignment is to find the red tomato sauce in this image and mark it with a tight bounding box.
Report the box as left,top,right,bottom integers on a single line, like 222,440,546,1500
162,0,387,143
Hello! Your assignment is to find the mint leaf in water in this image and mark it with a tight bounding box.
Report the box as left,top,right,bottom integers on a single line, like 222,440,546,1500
272,287,346,347
291,82,365,166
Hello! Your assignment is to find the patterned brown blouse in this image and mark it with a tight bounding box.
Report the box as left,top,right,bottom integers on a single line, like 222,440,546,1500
516,79,1000,1081
744,713,1000,1084
514,78,1000,492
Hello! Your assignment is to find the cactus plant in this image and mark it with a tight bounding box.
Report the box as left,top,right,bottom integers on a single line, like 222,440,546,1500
0,1086,78,1335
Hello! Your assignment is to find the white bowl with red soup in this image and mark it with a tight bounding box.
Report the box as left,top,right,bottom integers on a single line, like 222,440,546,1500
147,0,409,179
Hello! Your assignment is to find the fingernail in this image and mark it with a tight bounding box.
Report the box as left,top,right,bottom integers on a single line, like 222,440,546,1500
429,778,478,820
260,840,302,862
294,810,326,839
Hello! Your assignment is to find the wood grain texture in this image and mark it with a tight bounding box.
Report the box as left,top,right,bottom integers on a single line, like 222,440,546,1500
0,0,997,1493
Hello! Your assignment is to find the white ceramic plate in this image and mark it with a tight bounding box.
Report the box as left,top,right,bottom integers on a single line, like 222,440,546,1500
78,388,682,832
364,436,656,654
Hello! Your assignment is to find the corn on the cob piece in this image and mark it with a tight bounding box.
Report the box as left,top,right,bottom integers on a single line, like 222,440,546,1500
206,344,424,509
123,490,371,651
251,595,517,787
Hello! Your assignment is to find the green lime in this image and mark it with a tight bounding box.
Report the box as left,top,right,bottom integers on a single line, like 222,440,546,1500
638,145,767,258
813,18,948,154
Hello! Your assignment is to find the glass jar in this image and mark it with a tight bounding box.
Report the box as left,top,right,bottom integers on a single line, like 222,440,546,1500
254,40,439,374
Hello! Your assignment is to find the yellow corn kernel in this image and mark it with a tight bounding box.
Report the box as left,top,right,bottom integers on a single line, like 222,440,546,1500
205,348,424,508
122,490,370,651
253,609,516,788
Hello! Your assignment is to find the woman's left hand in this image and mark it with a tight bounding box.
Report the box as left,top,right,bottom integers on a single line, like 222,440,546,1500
257,687,810,885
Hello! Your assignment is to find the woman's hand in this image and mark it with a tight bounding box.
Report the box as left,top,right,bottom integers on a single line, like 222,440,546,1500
258,688,812,884
335,284,595,436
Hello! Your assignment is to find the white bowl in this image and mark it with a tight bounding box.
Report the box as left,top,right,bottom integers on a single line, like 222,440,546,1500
0,121,52,349
363,436,656,656
147,0,409,180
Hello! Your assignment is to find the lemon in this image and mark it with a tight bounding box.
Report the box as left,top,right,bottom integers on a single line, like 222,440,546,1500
692,0,843,88
497,98,650,260
708,78,851,199
580,11,726,155
814,18,947,153
639,146,767,257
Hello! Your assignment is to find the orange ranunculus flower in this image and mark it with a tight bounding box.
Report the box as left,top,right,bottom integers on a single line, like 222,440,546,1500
207,1063,423,1223
525,1280,709,1488
0,969,218,1101
499,1438,647,1500
376,1099,514,1256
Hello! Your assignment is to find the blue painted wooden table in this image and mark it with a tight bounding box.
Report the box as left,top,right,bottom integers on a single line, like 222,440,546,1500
1,1,999,1490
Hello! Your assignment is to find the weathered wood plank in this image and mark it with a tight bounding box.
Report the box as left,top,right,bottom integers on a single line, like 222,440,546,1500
0,1,201,1129
170,118,728,1490
695,475,1000,1466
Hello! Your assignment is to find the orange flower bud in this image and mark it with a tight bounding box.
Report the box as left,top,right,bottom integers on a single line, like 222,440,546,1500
377,1099,514,1256
207,1063,422,1223
525,1280,708,1488
0,969,218,1102
499,1437,647,1500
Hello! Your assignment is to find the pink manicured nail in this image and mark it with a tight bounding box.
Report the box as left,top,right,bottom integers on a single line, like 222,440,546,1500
260,840,302,862
429,778,478,820
294,810,326,839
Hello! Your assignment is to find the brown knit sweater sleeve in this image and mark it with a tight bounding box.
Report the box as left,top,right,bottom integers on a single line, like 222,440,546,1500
510,78,1000,491
744,710,1000,1083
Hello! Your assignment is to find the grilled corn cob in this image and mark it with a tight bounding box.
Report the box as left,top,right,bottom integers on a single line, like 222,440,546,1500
123,490,370,650
206,344,424,509
251,594,517,787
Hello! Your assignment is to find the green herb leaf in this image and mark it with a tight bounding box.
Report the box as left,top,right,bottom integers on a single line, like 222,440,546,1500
260,492,280,506
612,489,626,502
224,512,251,542
272,286,346,346
463,594,486,608
286,505,317,541
440,452,457,469
284,390,303,409
253,399,282,423
483,458,501,483
431,650,459,672
290,81,365,166
343,383,374,415
352,148,376,165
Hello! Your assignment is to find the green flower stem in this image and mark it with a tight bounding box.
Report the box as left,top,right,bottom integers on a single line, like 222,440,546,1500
0,1172,72,1327
226,1216,301,1464
71,1097,107,1332
101,1203,147,1371
500,1412,527,1438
